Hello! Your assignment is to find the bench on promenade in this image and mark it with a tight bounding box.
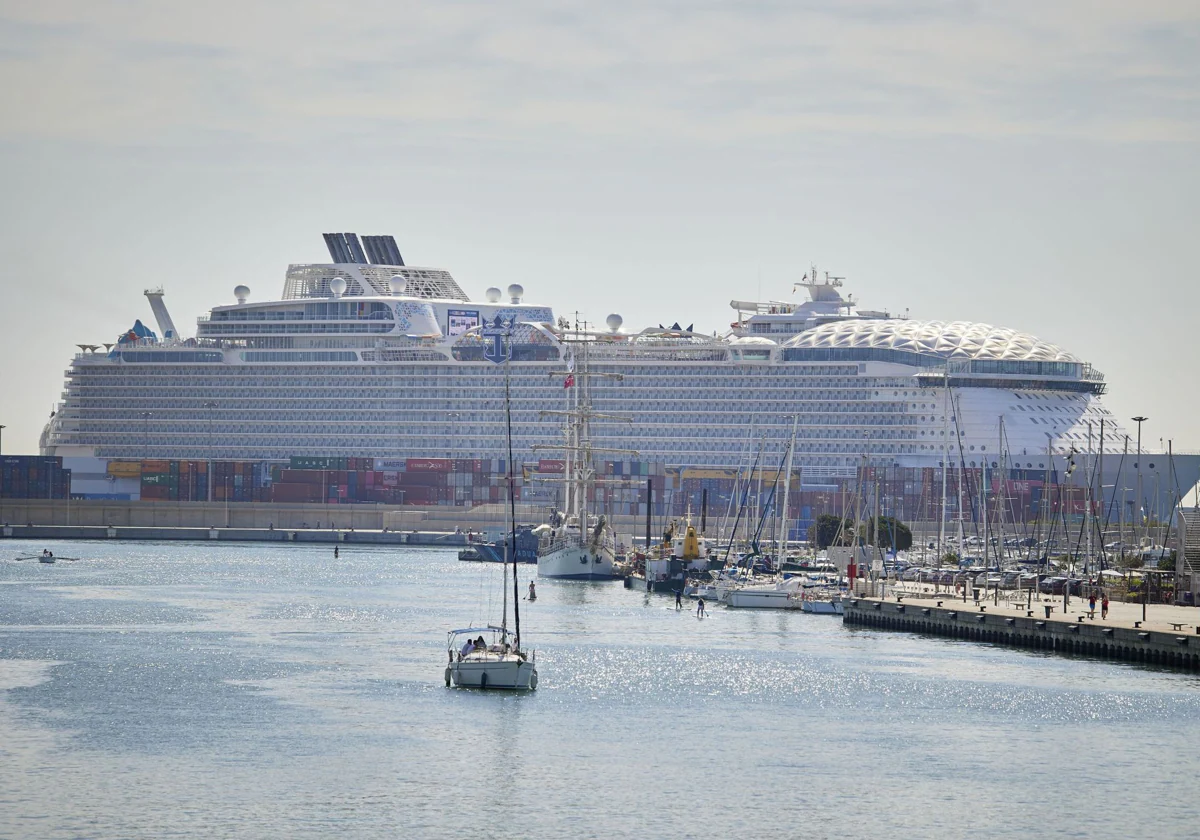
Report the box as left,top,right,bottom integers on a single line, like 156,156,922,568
1169,622,1187,631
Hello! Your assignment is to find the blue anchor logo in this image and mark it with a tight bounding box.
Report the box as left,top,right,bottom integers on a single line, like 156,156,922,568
482,315,513,364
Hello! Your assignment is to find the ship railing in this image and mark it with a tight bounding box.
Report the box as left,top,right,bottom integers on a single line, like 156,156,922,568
733,301,800,315
540,533,614,555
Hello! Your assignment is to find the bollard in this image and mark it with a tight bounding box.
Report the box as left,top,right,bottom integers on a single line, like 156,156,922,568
1044,605,1052,619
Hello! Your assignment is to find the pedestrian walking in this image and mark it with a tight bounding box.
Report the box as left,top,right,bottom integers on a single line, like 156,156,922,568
1101,593,1110,620
675,589,682,610
1088,592,1097,616
697,598,706,617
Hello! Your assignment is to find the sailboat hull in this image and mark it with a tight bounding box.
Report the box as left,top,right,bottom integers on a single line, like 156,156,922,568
537,543,621,581
449,656,538,690
799,599,844,615
724,588,801,609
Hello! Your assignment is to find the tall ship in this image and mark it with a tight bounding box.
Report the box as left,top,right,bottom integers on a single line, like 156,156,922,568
533,334,633,581
43,233,1200,534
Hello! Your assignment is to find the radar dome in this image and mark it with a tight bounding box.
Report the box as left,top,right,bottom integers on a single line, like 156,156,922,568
485,287,502,303
606,313,624,332
507,283,524,303
389,274,407,296
329,277,347,298
234,285,250,304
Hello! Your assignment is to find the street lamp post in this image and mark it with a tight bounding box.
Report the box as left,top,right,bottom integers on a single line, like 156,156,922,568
0,424,6,526
447,412,461,505
1132,415,1148,621
447,412,461,459
140,412,152,457
202,402,217,504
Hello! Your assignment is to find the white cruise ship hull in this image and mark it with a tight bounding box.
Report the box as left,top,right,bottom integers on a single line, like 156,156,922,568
538,543,621,581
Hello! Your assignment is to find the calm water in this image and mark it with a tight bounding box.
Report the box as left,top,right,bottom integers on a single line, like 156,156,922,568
1,540,1197,839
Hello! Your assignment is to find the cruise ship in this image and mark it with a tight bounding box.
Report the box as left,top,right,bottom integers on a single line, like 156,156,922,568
44,233,1199,528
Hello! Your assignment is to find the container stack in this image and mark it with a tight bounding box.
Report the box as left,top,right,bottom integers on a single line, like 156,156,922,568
133,459,266,502
0,456,71,499
20,451,1079,523
271,457,503,506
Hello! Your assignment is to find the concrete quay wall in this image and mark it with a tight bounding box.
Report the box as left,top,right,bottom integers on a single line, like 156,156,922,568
0,522,469,546
844,597,1200,671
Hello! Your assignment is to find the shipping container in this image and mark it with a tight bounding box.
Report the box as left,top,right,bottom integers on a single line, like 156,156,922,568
107,461,142,478
406,458,453,473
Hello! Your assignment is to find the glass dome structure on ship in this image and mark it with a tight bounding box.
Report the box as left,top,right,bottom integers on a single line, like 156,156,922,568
44,234,1198,534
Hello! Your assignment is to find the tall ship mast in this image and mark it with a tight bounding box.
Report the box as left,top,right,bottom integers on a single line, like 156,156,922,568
533,320,636,581
43,233,1200,534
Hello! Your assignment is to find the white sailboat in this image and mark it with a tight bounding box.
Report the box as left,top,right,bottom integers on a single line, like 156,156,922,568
446,625,537,690
446,315,537,690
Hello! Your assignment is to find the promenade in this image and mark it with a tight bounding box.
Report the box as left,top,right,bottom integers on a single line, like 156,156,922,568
846,583,1200,670
888,580,1198,635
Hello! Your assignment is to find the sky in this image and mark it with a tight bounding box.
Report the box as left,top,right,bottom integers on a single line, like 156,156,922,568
0,0,1197,459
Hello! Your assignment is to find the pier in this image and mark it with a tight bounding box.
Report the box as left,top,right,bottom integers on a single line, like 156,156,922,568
844,590,1200,671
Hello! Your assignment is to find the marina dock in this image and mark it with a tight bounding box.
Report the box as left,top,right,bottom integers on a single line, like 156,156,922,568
844,589,1200,670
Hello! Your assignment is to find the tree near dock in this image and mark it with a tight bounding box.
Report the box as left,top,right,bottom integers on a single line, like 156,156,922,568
808,514,855,549
864,516,913,551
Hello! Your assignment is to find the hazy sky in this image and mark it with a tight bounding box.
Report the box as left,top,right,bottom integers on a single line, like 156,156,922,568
1,1,1197,458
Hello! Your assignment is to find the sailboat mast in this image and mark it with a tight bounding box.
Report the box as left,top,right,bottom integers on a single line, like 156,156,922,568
1097,418,1105,569
939,371,950,563
645,477,653,554
996,415,1006,565
776,414,799,560
1120,435,1129,561
873,478,881,572
503,325,520,649
563,349,573,516
1043,436,1053,570
579,333,588,532
1086,421,1094,574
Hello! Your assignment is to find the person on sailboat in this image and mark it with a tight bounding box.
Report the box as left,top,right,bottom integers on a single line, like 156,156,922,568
528,580,536,601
